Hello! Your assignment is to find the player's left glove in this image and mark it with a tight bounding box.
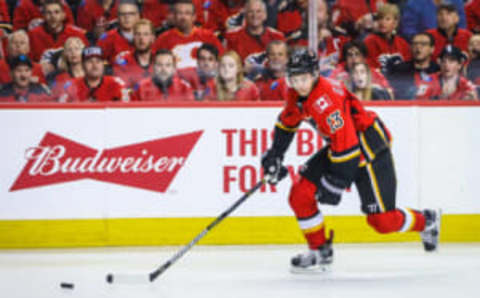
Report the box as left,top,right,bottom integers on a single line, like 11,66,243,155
315,174,346,205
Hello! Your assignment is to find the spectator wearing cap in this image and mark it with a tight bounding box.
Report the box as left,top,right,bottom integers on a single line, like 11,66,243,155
400,0,467,42
152,0,224,70
431,45,477,100
0,55,52,102
329,40,392,95
204,0,245,34
113,18,155,89
254,40,289,101
97,0,140,64
466,0,480,34
76,0,119,44
27,0,88,63
59,46,131,102
133,49,195,101
363,3,411,70
466,34,480,96
426,4,472,61
13,0,75,31
0,30,46,86
385,32,440,100
178,43,219,101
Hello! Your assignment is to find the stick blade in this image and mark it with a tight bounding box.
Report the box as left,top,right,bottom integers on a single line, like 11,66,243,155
106,273,150,284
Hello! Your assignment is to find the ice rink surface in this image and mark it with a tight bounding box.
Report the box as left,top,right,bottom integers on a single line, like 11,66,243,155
0,243,479,298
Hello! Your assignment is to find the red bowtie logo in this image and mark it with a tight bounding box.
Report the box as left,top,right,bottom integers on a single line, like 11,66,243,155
10,131,203,192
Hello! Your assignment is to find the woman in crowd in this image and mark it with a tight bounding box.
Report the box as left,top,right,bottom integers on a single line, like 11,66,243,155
348,62,391,101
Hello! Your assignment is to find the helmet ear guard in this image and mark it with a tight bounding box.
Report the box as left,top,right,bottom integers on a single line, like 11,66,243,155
286,47,319,77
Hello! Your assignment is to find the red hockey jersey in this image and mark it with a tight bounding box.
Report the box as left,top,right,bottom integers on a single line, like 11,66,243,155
204,78,260,101
177,66,214,100
60,76,130,102
256,76,288,101
133,75,195,101
426,28,472,61
76,0,119,33
466,0,480,33
224,26,285,63
431,74,477,100
332,0,386,27
97,28,135,64
152,27,224,69
48,71,76,101
113,51,153,89
13,0,75,31
142,0,206,29
0,0,9,25
364,33,411,69
0,59,46,85
204,0,245,33
28,24,88,62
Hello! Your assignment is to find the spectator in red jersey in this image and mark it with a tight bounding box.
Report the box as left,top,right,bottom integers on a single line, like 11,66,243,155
59,46,131,102
224,0,285,67
152,0,224,70
432,45,477,101
178,42,219,100
426,4,472,62
385,32,440,100
364,4,411,71
113,19,155,89
0,55,52,102
466,34,480,96
13,0,75,31
0,30,46,85
27,0,88,64
331,0,386,39
97,0,140,64
466,0,480,33
142,0,206,32
347,62,391,101
76,0,119,44
204,50,260,101
204,0,245,35
48,37,86,100
0,0,10,30
330,40,391,95
134,49,194,101
255,40,289,101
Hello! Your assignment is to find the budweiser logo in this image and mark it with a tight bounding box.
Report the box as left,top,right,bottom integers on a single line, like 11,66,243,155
10,131,203,192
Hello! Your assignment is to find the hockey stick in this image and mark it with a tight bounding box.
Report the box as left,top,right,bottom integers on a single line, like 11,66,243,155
106,167,288,284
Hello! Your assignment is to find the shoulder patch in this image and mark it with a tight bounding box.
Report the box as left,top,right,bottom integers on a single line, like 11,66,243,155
63,80,73,90
270,81,279,90
99,32,108,40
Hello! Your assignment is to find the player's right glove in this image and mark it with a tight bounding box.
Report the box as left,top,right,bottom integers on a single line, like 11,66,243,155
261,149,284,185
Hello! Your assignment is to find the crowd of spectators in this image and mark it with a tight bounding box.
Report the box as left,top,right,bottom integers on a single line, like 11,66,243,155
0,0,478,103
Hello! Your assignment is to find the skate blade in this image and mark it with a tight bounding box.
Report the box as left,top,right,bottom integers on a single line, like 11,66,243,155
290,264,332,274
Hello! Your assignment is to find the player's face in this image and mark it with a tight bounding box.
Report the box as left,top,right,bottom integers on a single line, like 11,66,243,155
219,56,238,81
437,10,458,31
412,35,433,62
134,25,154,52
118,4,140,31
377,14,398,35
12,65,32,89
288,73,315,96
267,44,288,72
154,54,176,82
440,57,461,79
83,57,105,79
64,41,83,65
245,1,266,28
345,47,365,70
44,4,65,30
174,4,196,33
8,35,30,57
352,64,368,89
197,50,218,76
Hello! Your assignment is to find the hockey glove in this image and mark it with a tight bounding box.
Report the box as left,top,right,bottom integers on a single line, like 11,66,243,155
261,150,285,185
315,174,346,205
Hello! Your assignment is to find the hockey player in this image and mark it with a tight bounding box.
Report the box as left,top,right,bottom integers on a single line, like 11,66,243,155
261,48,441,272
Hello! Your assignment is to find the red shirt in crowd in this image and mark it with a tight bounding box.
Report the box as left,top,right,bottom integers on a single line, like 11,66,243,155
152,27,224,70
466,0,480,33
431,74,477,100
97,28,135,64
142,0,206,29
364,33,411,69
204,79,260,101
204,0,244,33
48,71,76,100
177,66,215,100
256,76,288,101
0,83,52,102
13,0,75,31
0,59,46,85
276,1,302,37
113,51,154,89
28,24,88,62
224,26,285,63
330,62,392,91
76,0,118,33
133,75,195,101
332,0,386,28
426,28,473,61
60,76,130,102
0,0,10,24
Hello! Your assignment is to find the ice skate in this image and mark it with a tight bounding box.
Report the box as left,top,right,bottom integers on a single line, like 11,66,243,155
290,231,333,273
420,209,442,252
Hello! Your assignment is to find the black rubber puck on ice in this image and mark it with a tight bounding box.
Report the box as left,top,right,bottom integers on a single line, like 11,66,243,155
106,273,113,283
60,282,74,289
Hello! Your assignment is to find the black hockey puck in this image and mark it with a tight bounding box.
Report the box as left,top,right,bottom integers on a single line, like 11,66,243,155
60,282,74,289
106,273,113,283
